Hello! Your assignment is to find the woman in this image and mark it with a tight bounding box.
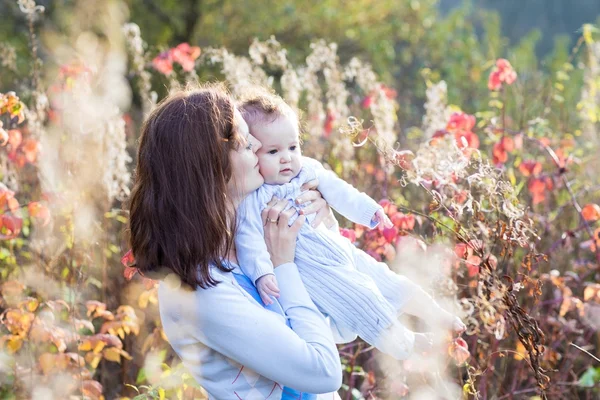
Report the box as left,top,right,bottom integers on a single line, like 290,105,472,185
127,84,344,399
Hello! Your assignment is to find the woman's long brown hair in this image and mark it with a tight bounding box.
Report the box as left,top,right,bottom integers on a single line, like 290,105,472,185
127,85,241,289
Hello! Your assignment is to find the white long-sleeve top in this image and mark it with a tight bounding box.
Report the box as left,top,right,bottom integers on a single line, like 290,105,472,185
236,156,380,284
158,262,343,399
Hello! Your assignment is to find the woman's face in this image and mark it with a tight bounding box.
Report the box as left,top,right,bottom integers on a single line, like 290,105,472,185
228,109,264,200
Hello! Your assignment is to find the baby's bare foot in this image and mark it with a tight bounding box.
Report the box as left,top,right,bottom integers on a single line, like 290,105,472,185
439,311,466,334
413,332,433,353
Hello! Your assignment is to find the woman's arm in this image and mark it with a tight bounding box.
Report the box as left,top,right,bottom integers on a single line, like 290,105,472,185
171,261,342,393
170,201,342,393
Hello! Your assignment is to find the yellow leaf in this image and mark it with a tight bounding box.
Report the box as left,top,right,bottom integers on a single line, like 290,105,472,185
138,291,150,309
103,347,121,363
93,341,106,354
79,339,92,352
89,354,102,369
39,353,55,375
159,388,165,400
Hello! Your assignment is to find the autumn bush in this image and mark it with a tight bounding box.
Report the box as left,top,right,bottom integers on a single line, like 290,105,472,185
1,1,600,399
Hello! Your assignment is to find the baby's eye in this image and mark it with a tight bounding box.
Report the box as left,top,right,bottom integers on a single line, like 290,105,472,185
289,145,297,151
268,149,278,155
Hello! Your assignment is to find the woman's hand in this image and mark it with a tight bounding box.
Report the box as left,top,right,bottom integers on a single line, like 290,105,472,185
297,179,338,229
262,198,305,267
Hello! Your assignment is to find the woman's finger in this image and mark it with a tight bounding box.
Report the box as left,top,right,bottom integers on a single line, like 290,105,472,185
277,207,296,228
261,197,280,226
266,199,288,225
290,214,306,235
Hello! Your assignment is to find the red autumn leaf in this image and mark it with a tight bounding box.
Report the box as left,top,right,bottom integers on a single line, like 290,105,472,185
123,266,138,281
447,112,476,132
519,160,543,177
393,150,415,170
170,43,201,72
323,110,335,138
378,199,398,215
454,130,480,150
8,129,21,148
0,126,7,146
453,190,468,204
492,142,508,164
582,204,600,222
466,255,482,277
1,214,23,238
500,136,514,152
28,202,51,226
454,243,467,259
488,70,502,90
22,138,40,163
448,337,470,364
380,84,397,99
528,177,546,194
488,58,517,91
339,228,356,243
120,249,136,267
361,95,373,109
391,213,415,230
152,51,173,75
381,227,398,244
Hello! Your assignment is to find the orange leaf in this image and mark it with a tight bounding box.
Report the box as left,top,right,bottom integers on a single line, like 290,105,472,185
8,129,21,148
1,280,25,297
102,346,122,363
82,380,103,399
518,160,542,177
0,126,7,146
582,204,600,222
0,334,23,353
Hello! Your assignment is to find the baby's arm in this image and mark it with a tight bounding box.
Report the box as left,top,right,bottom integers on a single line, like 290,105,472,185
301,157,384,228
236,193,280,304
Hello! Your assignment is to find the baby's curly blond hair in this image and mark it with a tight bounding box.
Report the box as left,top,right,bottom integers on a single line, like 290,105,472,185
237,85,302,136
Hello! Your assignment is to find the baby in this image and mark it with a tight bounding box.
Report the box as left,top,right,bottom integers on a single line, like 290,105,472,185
235,88,465,358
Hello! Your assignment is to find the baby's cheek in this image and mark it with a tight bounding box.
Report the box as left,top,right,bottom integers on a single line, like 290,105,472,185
257,159,275,180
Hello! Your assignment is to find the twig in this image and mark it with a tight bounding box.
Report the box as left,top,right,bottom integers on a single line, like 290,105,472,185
570,343,600,364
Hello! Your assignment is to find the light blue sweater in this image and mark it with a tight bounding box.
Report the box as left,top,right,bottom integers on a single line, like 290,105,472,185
158,262,343,399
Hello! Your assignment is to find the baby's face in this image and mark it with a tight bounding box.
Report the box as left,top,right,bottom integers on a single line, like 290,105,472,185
252,113,302,185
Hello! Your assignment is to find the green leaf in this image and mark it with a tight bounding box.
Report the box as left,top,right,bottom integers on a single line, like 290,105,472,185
578,367,600,388
351,388,365,400
136,367,147,384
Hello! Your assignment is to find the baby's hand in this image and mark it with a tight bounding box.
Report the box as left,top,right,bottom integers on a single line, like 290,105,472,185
256,274,280,305
372,208,393,229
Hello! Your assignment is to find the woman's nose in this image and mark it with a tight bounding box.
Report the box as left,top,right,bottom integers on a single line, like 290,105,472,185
251,137,262,152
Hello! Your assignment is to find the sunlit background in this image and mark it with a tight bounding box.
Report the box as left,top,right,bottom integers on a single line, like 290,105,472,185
1,1,600,399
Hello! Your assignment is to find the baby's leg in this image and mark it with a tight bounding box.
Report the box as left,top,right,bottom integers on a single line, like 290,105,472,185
296,256,418,359
352,247,462,331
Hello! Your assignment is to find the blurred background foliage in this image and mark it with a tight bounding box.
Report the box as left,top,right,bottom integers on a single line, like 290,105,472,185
2,0,600,127
1,1,600,399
